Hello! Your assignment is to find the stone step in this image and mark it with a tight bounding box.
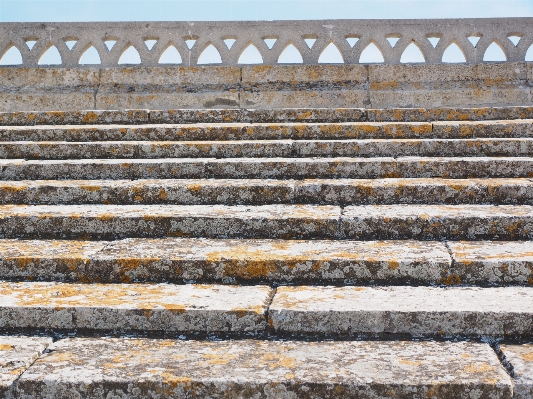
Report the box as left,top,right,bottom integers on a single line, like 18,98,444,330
269,286,533,338
1,157,532,180
0,282,272,334
1,178,531,205
0,336,52,397
1,138,532,159
11,338,512,399
499,344,533,398
1,238,530,286
1,120,532,142
0,106,532,126
0,204,531,240
342,204,533,240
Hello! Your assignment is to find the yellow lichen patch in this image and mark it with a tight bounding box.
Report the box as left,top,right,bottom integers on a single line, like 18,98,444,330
159,373,194,390
187,184,203,193
463,363,494,373
441,275,461,286
519,353,533,362
297,111,312,120
158,189,168,200
370,81,399,90
388,260,400,271
79,185,101,192
398,358,422,367
97,213,114,221
161,304,186,313
0,184,28,194
0,344,14,350
202,353,238,365
82,112,99,124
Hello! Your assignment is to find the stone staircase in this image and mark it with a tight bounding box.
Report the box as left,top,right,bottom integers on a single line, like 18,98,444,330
0,106,532,398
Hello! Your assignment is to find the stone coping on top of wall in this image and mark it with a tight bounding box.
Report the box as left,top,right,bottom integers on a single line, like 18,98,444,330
0,18,533,67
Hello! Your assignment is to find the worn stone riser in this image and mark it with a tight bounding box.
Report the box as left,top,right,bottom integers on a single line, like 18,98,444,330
3,338,520,399
1,106,533,126
2,120,533,142
1,178,532,206
0,239,530,287
1,138,532,159
0,282,532,338
1,157,533,180
0,204,531,240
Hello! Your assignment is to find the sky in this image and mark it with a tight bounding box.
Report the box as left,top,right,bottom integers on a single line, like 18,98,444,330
1,0,533,22
0,0,532,64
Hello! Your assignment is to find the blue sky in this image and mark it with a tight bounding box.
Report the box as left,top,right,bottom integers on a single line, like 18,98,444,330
1,0,533,21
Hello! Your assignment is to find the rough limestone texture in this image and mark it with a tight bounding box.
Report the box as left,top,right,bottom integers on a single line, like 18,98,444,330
499,344,533,399
0,282,272,333
448,241,533,285
0,238,451,285
269,286,533,337
0,178,531,206
1,106,533,126
14,338,512,399
1,64,532,111
2,157,532,180
342,204,533,240
2,138,532,160
0,204,340,240
0,336,52,397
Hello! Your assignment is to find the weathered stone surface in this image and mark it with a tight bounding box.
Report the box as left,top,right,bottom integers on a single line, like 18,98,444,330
447,241,533,286
368,62,530,109
0,336,51,397
0,239,105,282
0,178,531,206
0,238,451,285
2,156,533,181
0,110,149,126
0,179,296,205
0,158,209,180
367,106,533,122
241,65,368,109
14,338,512,399
0,282,272,333
342,204,533,240
0,140,294,159
0,122,433,142
96,66,241,110
295,178,533,205
499,344,533,399
1,106,533,126
0,204,340,239
269,286,533,337
433,120,533,138
150,108,367,124
0,68,98,112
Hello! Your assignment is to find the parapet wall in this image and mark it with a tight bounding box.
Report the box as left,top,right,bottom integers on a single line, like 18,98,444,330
0,63,531,111
1,19,533,111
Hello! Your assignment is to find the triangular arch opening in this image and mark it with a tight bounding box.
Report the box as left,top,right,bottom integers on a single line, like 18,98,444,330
38,45,62,65
483,42,507,62
400,42,425,63
0,46,23,65
159,45,182,64
79,46,101,65
238,44,263,64
198,44,222,64
442,43,466,63
278,43,303,64
359,42,384,63
118,45,141,64
318,42,344,64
